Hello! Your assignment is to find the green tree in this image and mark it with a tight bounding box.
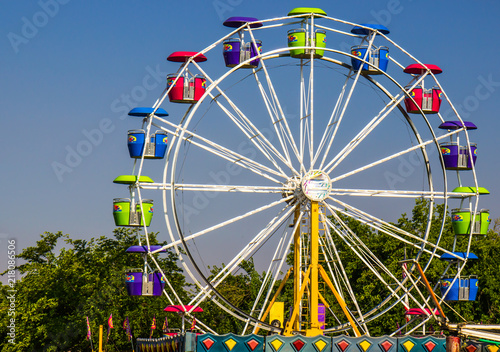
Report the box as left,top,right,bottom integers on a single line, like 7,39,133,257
0,228,188,352
2,202,500,348
198,259,266,335
270,199,500,336
324,199,500,335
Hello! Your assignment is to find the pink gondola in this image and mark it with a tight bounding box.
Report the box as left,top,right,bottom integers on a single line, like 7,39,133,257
403,64,443,114
166,52,207,104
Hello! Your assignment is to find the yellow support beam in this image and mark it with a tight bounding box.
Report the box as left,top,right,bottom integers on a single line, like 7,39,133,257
319,265,362,337
307,201,321,336
301,270,330,311
99,325,103,352
287,200,363,337
283,267,311,336
318,290,330,310
253,267,293,334
293,205,301,331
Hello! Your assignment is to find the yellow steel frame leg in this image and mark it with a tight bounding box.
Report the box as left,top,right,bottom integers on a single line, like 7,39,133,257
253,267,293,335
293,205,301,331
285,201,363,337
319,265,362,336
307,201,322,336
284,267,311,336
99,325,103,352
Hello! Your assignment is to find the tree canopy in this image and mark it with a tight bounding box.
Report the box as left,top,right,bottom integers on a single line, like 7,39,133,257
190,199,500,336
1,201,500,351
0,228,189,352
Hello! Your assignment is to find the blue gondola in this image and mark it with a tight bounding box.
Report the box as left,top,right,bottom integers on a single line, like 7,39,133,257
350,24,390,74
440,252,479,301
127,108,168,159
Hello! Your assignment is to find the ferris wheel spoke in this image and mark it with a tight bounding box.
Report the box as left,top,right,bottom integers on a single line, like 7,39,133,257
313,34,378,172
299,63,306,169
172,183,284,194
323,92,407,175
244,233,290,332
328,188,446,199
153,118,287,183
308,47,315,168
248,213,301,333
206,92,292,177
325,208,401,288
321,209,410,321
148,183,288,194
192,61,298,177
326,197,423,247
251,71,294,168
247,30,303,172
186,204,295,311
314,72,353,169
298,55,319,170
184,206,294,324
322,205,428,317
329,129,461,184
317,213,369,332
166,195,293,252
325,197,449,256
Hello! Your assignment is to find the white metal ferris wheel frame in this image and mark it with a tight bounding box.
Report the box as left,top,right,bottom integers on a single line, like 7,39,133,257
128,12,483,336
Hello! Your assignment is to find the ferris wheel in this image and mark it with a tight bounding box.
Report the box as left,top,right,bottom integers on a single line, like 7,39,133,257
113,7,489,337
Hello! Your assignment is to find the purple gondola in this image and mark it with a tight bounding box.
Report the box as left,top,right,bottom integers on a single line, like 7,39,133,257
222,17,263,68
439,120,478,170
125,245,167,296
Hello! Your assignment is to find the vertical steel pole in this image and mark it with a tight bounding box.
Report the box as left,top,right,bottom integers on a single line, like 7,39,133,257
307,201,322,336
293,204,301,331
99,325,103,352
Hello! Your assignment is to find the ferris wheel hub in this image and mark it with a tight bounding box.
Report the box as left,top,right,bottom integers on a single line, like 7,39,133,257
301,170,332,202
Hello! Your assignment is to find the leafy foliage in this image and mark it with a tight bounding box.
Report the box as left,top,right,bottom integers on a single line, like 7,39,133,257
1,201,500,351
0,228,188,352
319,199,500,335
248,199,500,336
197,259,267,335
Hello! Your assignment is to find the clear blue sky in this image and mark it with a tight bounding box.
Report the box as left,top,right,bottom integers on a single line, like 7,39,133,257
1,0,500,277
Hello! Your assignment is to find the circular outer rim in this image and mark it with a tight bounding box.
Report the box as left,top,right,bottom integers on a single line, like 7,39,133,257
166,47,444,334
